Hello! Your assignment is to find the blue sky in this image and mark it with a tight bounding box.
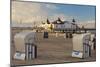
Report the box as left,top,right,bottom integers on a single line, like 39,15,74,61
42,3,96,21
12,1,96,23
56,4,95,21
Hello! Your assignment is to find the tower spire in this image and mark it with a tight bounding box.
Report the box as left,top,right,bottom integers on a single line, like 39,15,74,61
72,18,76,23
47,18,50,24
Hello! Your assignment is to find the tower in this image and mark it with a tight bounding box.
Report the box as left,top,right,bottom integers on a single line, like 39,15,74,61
72,18,76,23
47,18,50,24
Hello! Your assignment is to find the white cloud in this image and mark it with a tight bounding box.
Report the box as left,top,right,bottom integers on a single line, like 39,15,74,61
12,1,48,23
12,1,95,28
45,4,58,9
77,20,95,28
12,1,72,26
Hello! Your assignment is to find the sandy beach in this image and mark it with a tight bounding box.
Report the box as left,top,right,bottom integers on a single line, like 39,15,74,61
10,31,96,66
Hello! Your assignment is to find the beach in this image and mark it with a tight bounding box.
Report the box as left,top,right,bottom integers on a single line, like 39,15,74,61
11,31,96,66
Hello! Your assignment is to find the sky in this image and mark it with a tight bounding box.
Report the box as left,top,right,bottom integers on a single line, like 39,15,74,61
12,1,96,25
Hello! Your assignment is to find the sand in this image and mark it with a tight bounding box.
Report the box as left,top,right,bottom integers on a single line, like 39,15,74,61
10,32,96,66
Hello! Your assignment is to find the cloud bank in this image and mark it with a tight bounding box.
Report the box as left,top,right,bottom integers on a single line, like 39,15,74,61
12,1,76,23
12,1,95,27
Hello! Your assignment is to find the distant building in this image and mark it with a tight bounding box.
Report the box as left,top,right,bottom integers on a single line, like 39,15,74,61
41,18,78,32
